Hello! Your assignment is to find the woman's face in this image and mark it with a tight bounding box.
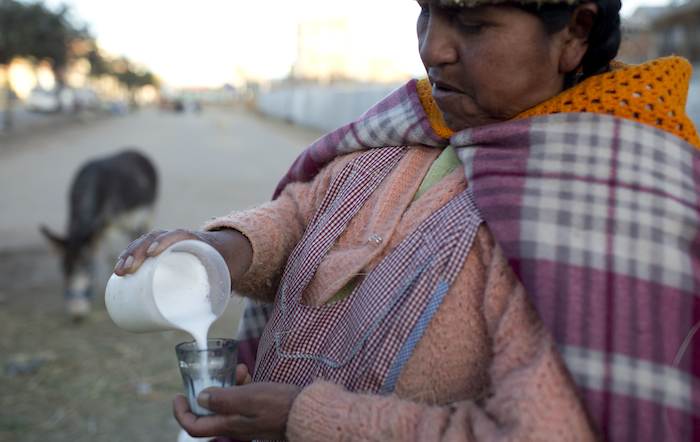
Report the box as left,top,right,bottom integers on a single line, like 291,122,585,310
417,2,573,130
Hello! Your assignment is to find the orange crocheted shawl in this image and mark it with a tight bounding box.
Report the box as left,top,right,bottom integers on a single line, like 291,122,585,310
417,56,700,148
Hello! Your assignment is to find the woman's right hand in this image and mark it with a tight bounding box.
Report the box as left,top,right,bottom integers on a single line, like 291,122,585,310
113,229,211,276
113,228,253,281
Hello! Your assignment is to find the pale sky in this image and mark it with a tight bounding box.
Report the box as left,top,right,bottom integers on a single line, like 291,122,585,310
45,0,671,88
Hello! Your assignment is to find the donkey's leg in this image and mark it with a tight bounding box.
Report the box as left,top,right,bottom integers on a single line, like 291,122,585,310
65,255,95,320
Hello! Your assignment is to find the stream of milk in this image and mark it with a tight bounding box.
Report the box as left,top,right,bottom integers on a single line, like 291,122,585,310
153,251,217,415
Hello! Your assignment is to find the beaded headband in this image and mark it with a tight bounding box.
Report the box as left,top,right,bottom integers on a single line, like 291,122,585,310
437,0,579,7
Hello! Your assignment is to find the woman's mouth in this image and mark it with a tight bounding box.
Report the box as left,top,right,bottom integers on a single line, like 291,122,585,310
431,80,465,102
432,80,462,93
432,81,464,107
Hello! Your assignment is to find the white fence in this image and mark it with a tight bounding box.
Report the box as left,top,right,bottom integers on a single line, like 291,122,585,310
687,67,700,126
256,72,700,133
256,83,400,133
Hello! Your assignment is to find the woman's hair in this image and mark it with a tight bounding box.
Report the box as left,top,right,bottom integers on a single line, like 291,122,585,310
516,0,622,81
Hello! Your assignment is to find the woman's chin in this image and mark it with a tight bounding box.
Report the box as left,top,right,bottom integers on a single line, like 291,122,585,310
443,113,500,132
435,99,502,131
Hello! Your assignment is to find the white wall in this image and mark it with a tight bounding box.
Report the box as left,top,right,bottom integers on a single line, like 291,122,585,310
256,72,700,133
256,83,399,133
687,66,700,126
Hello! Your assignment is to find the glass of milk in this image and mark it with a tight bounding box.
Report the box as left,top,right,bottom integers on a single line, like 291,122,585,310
176,338,238,416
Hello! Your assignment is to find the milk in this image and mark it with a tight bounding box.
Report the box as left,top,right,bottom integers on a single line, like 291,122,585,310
153,252,215,349
152,252,217,415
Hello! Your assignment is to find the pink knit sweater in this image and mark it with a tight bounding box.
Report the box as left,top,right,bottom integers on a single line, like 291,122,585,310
205,147,596,441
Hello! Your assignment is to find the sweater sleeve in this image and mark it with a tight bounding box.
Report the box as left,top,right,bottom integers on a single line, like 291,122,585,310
202,156,347,303
285,235,597,442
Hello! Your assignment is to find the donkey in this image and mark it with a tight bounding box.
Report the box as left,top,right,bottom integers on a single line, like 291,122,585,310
41,149,158,319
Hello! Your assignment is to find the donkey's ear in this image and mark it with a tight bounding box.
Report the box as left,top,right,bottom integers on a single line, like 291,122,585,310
40,225,67,251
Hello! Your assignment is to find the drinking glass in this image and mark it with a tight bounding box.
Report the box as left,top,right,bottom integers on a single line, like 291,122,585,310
175,338,238,416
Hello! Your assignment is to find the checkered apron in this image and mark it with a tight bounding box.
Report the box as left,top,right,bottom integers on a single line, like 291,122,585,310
253,147,483,394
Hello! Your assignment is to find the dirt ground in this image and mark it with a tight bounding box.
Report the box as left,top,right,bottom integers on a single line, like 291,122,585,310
0,245,246,442
0,107,320,442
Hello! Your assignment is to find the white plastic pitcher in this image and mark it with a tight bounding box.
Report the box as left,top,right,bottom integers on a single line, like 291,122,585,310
104,240,231,333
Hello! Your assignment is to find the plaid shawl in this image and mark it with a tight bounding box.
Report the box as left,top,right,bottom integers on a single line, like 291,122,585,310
235,80,700,441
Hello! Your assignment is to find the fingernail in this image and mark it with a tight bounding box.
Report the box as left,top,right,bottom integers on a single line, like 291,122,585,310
123,255,134,270
146,241,159,255
197,392,210,407
114,258,124,272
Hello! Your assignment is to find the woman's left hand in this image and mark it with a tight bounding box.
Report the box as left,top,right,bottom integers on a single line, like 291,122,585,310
173,382,301,440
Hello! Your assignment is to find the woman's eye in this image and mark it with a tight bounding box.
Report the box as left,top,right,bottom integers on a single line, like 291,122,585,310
454,13,487,33
463,25,483,33
456,21,484,34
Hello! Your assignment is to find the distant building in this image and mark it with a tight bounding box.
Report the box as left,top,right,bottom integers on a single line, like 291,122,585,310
620,1,700,64
291,17,412,84
618,6,666,63
652,0,700,63
292,18,353,83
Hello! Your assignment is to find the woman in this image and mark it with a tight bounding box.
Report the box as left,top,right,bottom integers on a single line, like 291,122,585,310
115,1,700,440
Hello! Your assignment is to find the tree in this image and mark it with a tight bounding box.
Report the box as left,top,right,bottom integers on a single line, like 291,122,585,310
86,46,110,78
0,1,159,130
23,2,90,108
112,57,159,107
0,0,94,130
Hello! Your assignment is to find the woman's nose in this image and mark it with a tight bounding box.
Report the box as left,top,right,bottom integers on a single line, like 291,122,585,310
419,10,459,68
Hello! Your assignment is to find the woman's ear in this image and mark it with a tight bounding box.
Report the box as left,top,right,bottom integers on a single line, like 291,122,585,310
559,3,598,74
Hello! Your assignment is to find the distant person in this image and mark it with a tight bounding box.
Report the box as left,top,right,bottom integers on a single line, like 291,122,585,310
115,0,700,440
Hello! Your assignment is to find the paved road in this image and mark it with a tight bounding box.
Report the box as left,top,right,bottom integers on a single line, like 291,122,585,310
1,106,92,136
0,106,321,251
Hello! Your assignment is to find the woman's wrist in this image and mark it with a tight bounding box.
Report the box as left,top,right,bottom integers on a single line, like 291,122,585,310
202,229,253,282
